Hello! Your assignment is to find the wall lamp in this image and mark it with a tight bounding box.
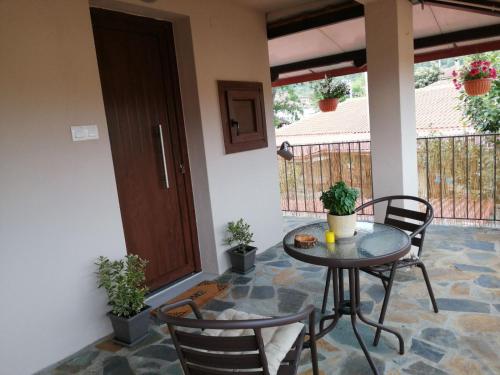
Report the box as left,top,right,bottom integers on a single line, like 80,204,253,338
277,141,293,161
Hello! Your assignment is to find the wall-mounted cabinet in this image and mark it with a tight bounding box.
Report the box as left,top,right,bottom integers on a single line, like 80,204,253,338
217,81,268,154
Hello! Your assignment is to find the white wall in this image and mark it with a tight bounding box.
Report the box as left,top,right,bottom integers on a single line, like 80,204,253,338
0,0,283,373
0,1,126,373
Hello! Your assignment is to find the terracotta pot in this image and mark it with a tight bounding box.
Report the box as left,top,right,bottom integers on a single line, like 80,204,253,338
318,98,339,112
327,212,357,238
464,78,492,96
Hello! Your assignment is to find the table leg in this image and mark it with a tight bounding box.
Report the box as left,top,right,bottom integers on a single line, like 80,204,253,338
348,268,380,375
318,267,341,338
339,268,344,304
354,268,405,354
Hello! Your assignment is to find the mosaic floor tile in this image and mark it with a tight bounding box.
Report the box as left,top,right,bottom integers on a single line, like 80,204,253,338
44,217,500,375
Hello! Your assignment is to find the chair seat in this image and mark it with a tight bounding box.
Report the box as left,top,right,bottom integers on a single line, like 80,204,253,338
203,309,305,375
362,257,421,274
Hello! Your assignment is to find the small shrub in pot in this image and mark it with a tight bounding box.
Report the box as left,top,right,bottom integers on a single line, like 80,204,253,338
224,219,257,274
320,181,359,238
96,254,151,346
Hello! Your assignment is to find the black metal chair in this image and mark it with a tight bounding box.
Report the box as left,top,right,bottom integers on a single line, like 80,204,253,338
321,195,439,346
158,299,319,375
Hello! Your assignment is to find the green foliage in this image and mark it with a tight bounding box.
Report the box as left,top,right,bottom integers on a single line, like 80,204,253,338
273,85,304,128
314,77,350,100
96,254,148,318
224,218,254,252
414,63,441,89
320,181,359,216
457,52,500,134
350,74,366,98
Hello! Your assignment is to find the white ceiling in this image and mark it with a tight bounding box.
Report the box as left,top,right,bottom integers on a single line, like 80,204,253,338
269,3,499,74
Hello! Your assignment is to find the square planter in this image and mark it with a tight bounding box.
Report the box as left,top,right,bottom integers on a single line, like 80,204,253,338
108,305,151,346
228,245,257,274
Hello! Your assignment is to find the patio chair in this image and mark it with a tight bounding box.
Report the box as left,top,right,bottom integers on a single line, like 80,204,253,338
158,299,319,375
321,195,439,346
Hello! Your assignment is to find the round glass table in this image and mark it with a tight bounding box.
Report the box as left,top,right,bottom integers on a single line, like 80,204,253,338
283,221,411,375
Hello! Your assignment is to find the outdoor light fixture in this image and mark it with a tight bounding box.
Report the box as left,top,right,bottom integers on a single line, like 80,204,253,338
277,141,293,161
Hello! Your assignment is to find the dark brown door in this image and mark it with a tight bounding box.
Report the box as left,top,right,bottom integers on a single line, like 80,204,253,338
91,9,200,290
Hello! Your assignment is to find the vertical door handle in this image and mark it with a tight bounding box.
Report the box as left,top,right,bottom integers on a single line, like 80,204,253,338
158,124,169,189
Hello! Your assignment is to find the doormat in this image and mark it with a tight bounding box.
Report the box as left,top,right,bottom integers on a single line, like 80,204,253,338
151,280,229,318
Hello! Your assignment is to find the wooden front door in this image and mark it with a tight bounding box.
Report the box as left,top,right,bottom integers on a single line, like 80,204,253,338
91,9,200,290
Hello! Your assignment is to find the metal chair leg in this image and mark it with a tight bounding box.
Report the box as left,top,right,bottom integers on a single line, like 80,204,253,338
417,261,439,313
373,262,397,346
321,267,331,313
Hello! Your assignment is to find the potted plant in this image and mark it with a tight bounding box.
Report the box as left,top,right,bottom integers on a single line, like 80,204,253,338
96,254,151,346
453,60,497,96
320,181,359,238
224,218,257,274
314,77,350,112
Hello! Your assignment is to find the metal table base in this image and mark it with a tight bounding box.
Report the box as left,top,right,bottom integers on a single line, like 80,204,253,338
316,268,404,375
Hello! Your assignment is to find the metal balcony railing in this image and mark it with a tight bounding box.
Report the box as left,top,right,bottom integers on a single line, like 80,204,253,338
277,134,499,222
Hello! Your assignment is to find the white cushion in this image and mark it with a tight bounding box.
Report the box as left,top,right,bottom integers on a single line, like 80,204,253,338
203,309,304,375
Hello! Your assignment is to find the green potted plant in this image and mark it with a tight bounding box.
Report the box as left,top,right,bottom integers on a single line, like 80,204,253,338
320,181,359,238
314,77,350,112
96,254,150,346
224,218,257,274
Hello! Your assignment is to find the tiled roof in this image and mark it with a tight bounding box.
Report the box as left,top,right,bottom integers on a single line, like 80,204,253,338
276,80,474,146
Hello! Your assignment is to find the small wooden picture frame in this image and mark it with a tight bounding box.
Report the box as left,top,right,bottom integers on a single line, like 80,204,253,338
217,80,268,154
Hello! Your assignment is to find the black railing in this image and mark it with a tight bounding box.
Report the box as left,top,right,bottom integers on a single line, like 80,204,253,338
277,134,499,222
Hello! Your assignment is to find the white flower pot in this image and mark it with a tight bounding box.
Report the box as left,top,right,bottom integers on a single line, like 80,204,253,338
327,213,357,238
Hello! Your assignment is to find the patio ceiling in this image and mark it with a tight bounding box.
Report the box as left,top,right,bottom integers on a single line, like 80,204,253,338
266,1,500,85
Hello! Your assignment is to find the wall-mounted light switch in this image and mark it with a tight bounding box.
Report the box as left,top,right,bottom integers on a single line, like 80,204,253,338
71,125,99,141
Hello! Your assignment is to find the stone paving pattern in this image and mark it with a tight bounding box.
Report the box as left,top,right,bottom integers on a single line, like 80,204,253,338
40,217,500,375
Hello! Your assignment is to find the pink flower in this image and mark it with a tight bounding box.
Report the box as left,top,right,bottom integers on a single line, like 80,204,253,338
482,66,488,72
452,78,457,83
471,61,481,68
470,68,479,76
452,70,457,77
490,68,497,79
483,61,491,67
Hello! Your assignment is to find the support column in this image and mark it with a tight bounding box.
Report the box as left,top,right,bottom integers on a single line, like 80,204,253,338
364,0,418,220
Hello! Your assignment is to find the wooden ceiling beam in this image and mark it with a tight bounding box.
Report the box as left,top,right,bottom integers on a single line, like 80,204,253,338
270,23,500,80
272,39,500,87
420,0,500,17
267,1,364,40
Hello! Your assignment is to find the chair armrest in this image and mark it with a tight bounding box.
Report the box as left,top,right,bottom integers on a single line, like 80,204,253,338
157,299,203,321
409,206,434,239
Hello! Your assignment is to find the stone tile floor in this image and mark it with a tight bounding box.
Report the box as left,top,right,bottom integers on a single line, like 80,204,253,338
41,217,500,375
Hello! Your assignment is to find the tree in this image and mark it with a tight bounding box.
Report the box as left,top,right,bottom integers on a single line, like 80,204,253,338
414,63,441,88
457,52,500,133
273,85,304,128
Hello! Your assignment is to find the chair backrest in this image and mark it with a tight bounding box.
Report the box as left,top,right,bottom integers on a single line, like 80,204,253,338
356,195,434,257
158,303,314,375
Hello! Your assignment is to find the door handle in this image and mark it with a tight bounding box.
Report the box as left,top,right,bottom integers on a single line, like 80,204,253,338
158,124,169,189
231,119,240,135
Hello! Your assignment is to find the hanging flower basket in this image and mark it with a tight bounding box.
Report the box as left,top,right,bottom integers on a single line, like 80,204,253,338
453,60,496,96
315,77,350,112
463,78,492,96
319,98,339,112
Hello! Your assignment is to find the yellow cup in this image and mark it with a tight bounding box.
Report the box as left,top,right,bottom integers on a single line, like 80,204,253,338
325,230,335,243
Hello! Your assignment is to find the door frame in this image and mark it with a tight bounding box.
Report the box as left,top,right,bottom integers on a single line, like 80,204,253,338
91,8,202,281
